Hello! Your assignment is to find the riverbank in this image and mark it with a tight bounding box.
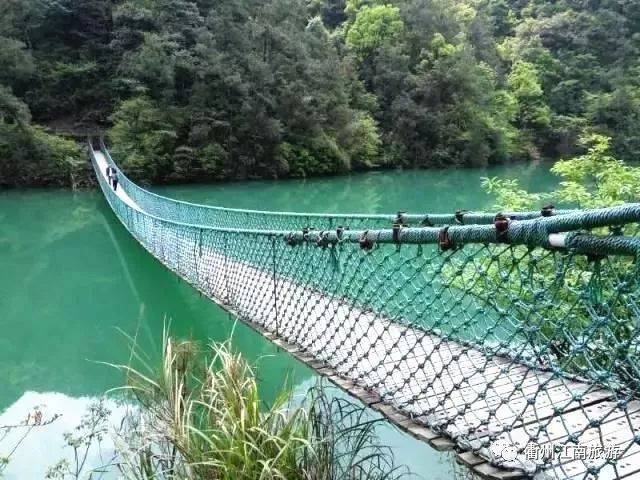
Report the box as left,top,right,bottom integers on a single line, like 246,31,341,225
1,138,547,191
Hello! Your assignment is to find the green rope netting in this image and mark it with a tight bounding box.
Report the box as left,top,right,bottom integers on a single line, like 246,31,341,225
93,145,640,479
99,141,573,231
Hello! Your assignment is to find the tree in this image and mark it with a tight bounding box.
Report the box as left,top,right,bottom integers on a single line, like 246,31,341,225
506,60,551,157
0,87,82,187
507,61,551,130
109,96,178,182
0,85,31,126
346,5,404,60
4,0,640,185
586,86,640,161
484,134,640,210
0,37,34,89
389,34,517,167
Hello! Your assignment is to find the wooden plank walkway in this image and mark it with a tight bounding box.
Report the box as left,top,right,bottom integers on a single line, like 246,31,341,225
94,150,639,480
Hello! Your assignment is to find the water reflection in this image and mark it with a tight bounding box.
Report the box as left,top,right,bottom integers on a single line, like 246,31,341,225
0,392,127,479
0,189,313,410
153,163,556,214
290,379,479,480
0,385,477,480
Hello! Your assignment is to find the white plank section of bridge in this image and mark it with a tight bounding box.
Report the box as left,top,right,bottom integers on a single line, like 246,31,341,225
94,150,640,480
94,151,140,211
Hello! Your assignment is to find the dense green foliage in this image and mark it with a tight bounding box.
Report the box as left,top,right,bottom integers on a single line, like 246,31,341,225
484,134,640,210
0,83,84,187
1,0,640,185
477,135,640,388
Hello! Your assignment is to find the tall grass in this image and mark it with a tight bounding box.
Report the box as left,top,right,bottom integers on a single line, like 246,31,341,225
111,330,407,480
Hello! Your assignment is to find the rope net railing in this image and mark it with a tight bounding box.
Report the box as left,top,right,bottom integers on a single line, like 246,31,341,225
92,147,640,479
98,140,573,231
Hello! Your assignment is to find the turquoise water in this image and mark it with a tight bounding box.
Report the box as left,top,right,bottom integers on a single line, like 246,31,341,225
153,162,555,214
0,163,556,478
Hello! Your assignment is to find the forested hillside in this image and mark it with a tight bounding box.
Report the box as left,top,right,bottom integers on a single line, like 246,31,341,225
1,0,639,186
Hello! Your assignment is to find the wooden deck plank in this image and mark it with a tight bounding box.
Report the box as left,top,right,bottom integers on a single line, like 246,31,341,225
457,451,487,468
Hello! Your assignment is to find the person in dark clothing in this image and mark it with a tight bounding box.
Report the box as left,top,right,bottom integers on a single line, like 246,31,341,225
105,166,118,191
105,166,114,186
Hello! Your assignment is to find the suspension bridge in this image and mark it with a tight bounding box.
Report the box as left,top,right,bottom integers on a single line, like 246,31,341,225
91,141,640,480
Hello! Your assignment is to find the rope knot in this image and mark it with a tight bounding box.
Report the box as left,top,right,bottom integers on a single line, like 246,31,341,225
316,231,332,249
587,251,606,263
284,232,299,247
359,230,374,251
438,226,454,251
541,204,555,217
392,222,403,244
302,226,315,241
455,209,467,224
494,213,510,243
420,215,434,227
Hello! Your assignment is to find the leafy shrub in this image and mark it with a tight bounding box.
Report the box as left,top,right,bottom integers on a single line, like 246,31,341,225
0,123,83,187
467,135,640,390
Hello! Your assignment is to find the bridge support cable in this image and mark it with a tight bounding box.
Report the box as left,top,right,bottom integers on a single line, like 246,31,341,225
91,146,640,480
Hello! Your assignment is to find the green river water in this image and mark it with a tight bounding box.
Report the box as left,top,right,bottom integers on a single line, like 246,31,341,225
0,162,556,479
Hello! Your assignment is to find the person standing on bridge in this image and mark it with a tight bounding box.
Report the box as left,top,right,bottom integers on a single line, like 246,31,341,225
105,166,118,191
110,168,119,191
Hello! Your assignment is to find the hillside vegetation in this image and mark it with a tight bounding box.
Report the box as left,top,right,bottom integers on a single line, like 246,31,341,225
1,0,639,186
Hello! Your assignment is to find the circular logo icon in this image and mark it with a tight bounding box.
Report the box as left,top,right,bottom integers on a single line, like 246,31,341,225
490,440,518,462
